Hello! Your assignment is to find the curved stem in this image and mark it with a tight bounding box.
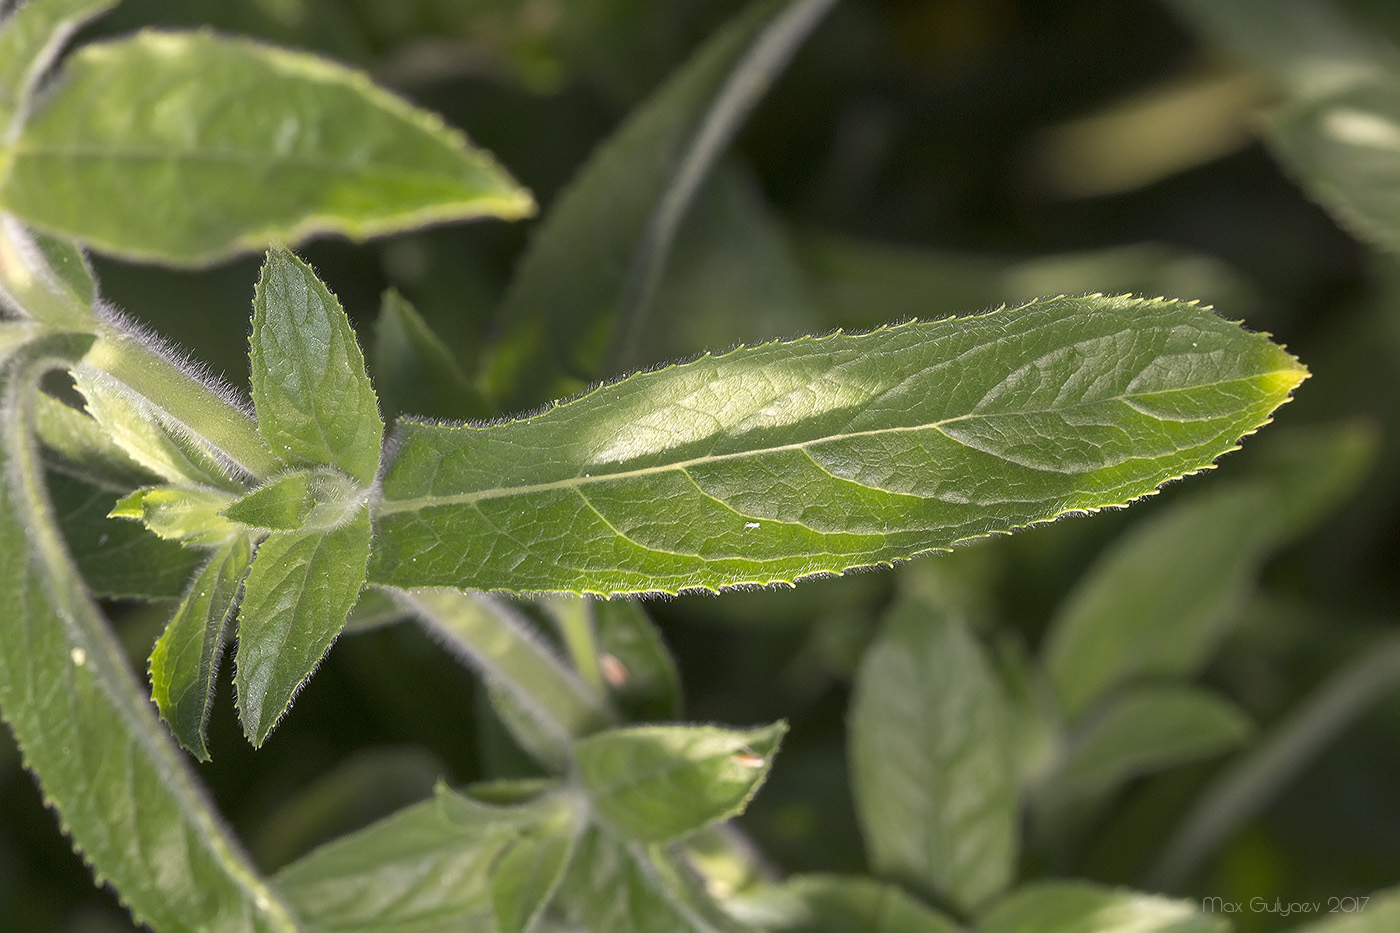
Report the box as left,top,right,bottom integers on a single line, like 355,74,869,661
1147,633,1400,891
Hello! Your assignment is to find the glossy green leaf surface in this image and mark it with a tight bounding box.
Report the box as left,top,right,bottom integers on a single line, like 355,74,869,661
234,507,371,745
1042,486,1277,719
150,535,252,760
484,0,835,407
744,874,962,933
0,340,298,931
977,882,1226,933
1041,685,1252,807
0,31,534,265
573,721,786,844
849,598,1017,913
374,296,1304,596
0,0,116,135
251,249,382,484
275,785,548,932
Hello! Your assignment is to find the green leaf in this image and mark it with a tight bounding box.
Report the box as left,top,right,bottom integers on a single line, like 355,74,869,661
372,296,1306,596
848,598,1017,913
234,507,371,745
47,467,203,598
1038,685,1252,809
149,534,253,760
74,364,239,489
0,338,299,930
573,721,786,844
741,874,962,933
275,784,550,932
33,390,149,487
977,882,1226,933
224,467,365,532
372,288,488,420
1041,486,1278,720
548,827,702,932
0,31,534,265
491,801,581,933
484,0,837,407
594,598,684,721
1294,886,1400,932
251,248,383,485
0,0,116,136
110,483,239,545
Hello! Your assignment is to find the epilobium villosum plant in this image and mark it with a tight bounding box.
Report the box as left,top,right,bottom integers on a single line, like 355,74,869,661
10,0,1398,930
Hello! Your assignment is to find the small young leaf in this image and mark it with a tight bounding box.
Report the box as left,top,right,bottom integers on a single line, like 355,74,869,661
0,31,534,265
234,507,371,745
977,881,1226,933
372,288,488,420
492,802,581,933
110,483,238,545
849,598,1017,913
594,598,683,721
251,249,383,484
372,296,1306,596
149,534,253,760
275,784,551,932
549,827,706,932
573,721,786,844
0,0,116,135
74,365,239,489
742,874,962,933
485,0,837,407
1038,685,1252,810
1041,487,1276,719
47,468,202,599
224,468,364,532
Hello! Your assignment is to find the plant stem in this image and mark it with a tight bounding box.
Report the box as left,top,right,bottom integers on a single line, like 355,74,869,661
1147,633,1400,891
543,595,609,695
83,330,279,479
392,587,613,756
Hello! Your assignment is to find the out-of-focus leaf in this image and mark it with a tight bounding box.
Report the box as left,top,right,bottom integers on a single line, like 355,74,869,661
372,288,488,420
34,391,148,487
977,882,1226,933
250,249,382,485
573,721,786,844
1039,685,1252,809
274,785,550,932
373,296,1306,596
148,534,252,760
484,0,838,407
849,598,1017,913
547,827,701,932
738,874,962,932
0,0,117,135
594,598,683,721
491,802,580,933
1041,487,1278,719
0,218,98,327
0,32,533,265
234,508,371,745
0,336,299,931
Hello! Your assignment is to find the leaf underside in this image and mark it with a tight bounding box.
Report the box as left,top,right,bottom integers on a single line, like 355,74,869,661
371,295,1306,596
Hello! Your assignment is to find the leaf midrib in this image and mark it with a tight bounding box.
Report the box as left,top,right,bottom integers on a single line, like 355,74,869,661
377,370,1280,516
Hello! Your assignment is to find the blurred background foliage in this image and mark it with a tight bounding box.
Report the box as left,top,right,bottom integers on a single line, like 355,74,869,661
2,0,1398,929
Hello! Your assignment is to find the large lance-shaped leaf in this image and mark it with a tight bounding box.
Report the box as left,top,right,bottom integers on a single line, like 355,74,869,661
1295,886,1400,932
744,874,962,933
0,31,534,265
371,295,1306,596
0,0,116,136
0,337,300,931
849,598,1017,913
484,0,837,407
978,882,1225,933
